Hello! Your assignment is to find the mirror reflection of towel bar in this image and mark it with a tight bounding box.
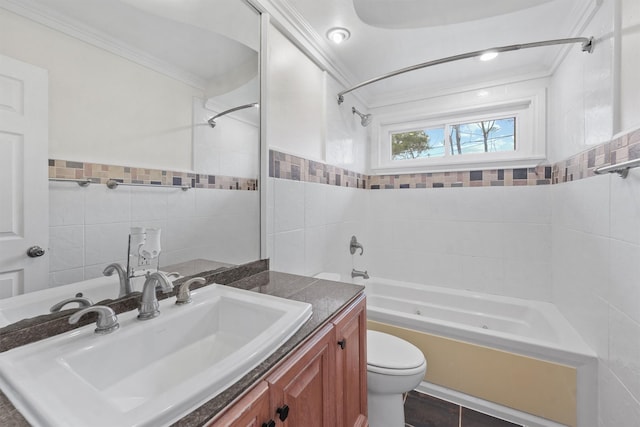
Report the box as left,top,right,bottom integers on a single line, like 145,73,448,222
48,178,190,190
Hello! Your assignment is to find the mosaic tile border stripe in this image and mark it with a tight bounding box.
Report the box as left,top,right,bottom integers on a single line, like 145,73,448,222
269,150,550,189
49,159,258,191
551,127,640,183
269,150,367,189
269,128,640,189
368,166,552,189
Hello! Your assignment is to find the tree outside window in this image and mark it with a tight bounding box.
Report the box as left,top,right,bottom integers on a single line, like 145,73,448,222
391,128,445,160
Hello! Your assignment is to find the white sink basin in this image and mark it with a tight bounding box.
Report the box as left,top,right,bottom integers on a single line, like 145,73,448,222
0,284,312,427
0,275,148,327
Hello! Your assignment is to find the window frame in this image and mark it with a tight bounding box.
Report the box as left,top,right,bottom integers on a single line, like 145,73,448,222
372,96,545,174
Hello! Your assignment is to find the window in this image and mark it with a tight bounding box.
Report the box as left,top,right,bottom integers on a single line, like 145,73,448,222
373,94,544,173
391,117,516,161
449,117,515,155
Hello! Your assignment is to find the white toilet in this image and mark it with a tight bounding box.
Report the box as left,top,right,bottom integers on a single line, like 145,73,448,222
367,330,427,427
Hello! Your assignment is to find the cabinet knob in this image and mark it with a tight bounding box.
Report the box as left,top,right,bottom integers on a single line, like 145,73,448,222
337,339,346,350
262,420,276,427
276,404,289,421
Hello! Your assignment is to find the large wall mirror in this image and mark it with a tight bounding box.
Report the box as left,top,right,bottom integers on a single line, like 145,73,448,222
0,0,261,327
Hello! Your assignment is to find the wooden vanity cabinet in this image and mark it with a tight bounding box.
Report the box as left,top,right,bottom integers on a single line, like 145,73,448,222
331,294,367,427
267,324,336,427
208,294,367,427
208,381,271,427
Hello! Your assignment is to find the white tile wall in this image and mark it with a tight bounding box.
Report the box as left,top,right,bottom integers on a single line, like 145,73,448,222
268,178,366,279
548,0,640,427
267,154,640,427
269,178,553,300
552,171,640,425
48,182,260,287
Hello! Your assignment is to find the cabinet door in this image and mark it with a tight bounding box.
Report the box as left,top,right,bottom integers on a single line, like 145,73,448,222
207,381,272,427
332,294,368,427
267,324,336,427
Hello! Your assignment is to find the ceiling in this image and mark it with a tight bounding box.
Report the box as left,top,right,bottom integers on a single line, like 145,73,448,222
281,0,592,107
5,0,260,93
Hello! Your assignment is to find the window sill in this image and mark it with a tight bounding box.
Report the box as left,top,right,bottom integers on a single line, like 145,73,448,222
370,155,547,175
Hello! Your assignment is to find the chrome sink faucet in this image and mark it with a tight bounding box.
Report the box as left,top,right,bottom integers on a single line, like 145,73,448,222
138,271,175,320
69,306,120,334
103,263,132,298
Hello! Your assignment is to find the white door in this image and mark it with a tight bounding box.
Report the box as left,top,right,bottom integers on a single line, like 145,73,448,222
0,53,49,298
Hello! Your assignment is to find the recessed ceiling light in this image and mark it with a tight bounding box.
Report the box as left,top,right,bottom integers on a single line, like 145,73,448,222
327,27,350,44
479,51,499,61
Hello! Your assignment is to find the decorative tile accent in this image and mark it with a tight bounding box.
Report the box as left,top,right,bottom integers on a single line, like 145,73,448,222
269,150,367,189
49,159,258,191
269,128,640,190
269,150,553,189
551,127,640,184
367,166,551,189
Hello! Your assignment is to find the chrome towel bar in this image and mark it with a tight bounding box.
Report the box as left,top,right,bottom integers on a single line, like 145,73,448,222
105,179,190,191
593,158,640,179
49,178,190,190
49,178,91,186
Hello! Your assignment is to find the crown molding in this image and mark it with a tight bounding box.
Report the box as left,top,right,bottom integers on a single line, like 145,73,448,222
0,0,208,90
251,0,602,111
549,0,602,74
249,0,370,107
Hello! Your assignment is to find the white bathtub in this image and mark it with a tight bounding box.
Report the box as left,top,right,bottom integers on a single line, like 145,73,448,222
316,273,597,427
369,278,595,363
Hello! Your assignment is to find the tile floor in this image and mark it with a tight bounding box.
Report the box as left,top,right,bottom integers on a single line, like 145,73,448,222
404,391,522,427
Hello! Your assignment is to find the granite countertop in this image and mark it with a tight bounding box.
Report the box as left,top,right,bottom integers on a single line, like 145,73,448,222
162,259,236,278
0,269,364,427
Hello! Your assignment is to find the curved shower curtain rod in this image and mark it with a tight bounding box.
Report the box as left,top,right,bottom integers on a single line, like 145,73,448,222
208,102,259,128
337,36,594,104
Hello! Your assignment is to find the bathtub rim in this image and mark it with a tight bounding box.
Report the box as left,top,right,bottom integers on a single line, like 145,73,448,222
316,273,596,366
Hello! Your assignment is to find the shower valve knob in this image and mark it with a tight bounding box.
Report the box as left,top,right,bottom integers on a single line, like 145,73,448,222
26,246,45,258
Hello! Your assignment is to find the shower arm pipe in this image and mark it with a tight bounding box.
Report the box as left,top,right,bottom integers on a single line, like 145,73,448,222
337,37,594,104
207,102,259,127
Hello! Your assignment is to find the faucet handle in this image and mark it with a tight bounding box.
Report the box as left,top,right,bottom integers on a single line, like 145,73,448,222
350,235,364,255
176,277,206,305
50,297,93,313
69,306,119,334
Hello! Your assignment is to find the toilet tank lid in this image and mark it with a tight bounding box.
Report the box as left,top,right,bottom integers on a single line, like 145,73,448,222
367,330,426,370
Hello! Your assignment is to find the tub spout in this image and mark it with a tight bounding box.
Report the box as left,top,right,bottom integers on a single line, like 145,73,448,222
351,268,369,279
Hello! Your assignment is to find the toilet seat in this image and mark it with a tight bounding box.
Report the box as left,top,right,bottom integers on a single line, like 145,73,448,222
367,330,426,375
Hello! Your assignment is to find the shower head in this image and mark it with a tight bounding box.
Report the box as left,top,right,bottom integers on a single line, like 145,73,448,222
352,107,372,127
